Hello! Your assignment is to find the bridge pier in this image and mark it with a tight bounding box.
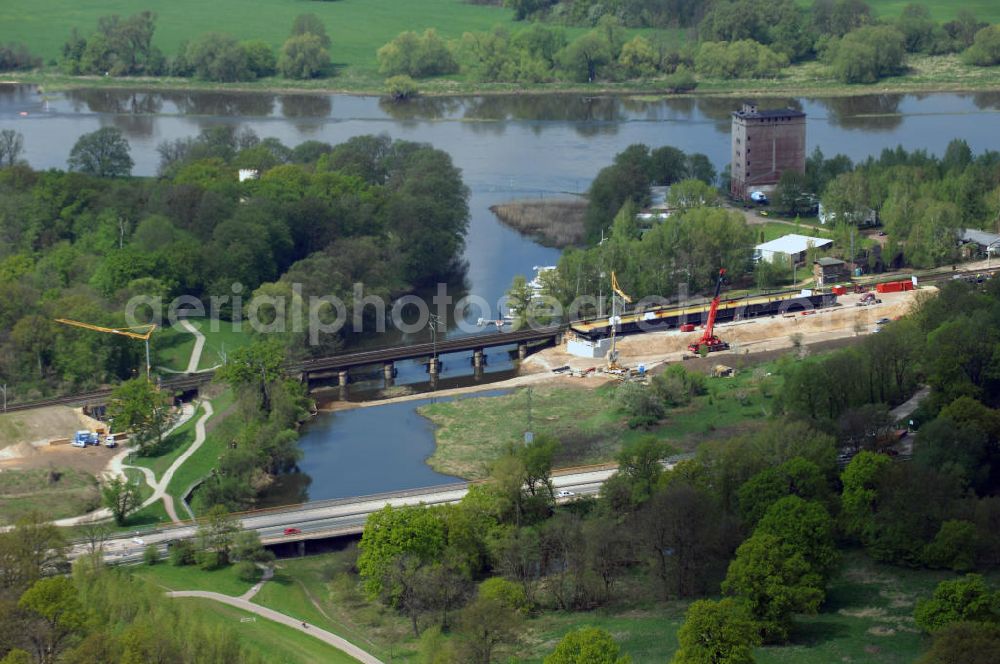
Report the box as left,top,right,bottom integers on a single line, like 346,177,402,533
474,363,484,381
337,369,349,386
517,343,528,360
298,540,305,557
383,362,395,387
472,349,485,368
428,357,440,375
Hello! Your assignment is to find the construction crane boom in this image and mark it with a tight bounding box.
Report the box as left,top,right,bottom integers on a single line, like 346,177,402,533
687,268,730,355
54,319,156,378
608,271,632,369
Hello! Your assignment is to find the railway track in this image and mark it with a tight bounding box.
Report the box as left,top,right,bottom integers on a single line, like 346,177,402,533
4,266,996,415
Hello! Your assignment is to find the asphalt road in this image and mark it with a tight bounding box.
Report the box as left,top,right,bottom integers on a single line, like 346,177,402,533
81,467,617,564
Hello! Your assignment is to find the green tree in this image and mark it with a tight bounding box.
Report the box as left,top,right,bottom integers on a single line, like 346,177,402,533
737,457,828,527
831,25,906,83
0,513,67,593
774,170,809,215
0,129,24,167
278,34,329,79
695,40,788,79
922,520,979,572
101,476,141,526
185,33,251,81
755,496,838,577
377,29,458,78
914,575,1000,633
358,505,446,600
916,621,1000,664
618,35,657,77
290,13,331,49
839,451,891,542
559,31,613,82
385,75,418,100
106,378,175,454
672,598,761,664
964,25,1000,66
18,576,85,664
456,580,523,664
243,40,276,77
545,626,631,664
722,532,825,642
667,179,719,211
215,339,285,414
195,505,240,569
67,127,133,177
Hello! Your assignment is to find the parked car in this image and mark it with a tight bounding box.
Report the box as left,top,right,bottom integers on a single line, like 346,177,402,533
72,430,98,447
104,435,117,448
283,527,302,536
750,191,768,204
555,490,575,498
876,317,891,325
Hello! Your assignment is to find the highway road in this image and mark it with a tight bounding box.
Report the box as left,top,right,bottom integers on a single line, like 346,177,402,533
82,466,618,564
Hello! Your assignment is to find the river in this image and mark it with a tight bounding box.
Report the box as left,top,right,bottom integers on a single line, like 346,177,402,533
4,85,1000,500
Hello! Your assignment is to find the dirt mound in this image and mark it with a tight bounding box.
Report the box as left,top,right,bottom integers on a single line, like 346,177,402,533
0,406,84,450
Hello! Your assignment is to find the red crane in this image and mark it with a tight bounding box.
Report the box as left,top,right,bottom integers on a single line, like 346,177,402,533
688,268,731,355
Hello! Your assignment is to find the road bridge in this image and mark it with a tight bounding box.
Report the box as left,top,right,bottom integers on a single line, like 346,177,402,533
77,465,619,564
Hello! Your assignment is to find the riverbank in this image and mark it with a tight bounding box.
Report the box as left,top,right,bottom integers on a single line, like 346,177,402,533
5,53,1000,99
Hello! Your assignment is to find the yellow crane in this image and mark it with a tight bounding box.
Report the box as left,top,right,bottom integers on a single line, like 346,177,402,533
608,271,632,370
53,319,157,378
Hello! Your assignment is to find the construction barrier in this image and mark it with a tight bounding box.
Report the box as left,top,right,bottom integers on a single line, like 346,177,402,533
875,280,914,294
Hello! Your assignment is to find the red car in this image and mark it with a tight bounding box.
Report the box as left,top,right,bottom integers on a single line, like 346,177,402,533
283,527,302,536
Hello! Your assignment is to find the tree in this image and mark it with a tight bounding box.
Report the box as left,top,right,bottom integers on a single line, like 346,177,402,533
755,496,838,577
18,577,85,664
545,626,631,664
964,25,1000,66
672,598,761,664
914,575,1000,633
215,339,285,414
290,13,331,49
922,520,979,572
357,504,446,601
667,179,718,211
106,378,175,454
839,451,891,542
278,34,329,79
0,513,67,593
722,532,825,642
456,581,523,664
609,436,675,506
385,75,418,100
0,129,24,167
831,26,906,83
559,31,612,82
917,621,1000,664
67,127,133,177
232,530,274,564
737,457,828,527
377,29,458,78
195,505,240,569
101,476,141,526
185,33,251,82
774,170,809,215
243,40,276,77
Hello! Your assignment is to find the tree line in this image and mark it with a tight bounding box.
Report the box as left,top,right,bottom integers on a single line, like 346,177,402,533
0,129,469,402
60,11,332,81
474,0,997,83
0,514,271,663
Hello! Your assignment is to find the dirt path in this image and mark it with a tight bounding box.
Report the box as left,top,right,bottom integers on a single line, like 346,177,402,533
240,565,274,601
167,591,384,664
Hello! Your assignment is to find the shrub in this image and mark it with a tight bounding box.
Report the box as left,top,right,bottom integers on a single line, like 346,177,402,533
278,33,329,79
963,25,1000,66
695,40,788,79
377,29,458,78
143,543,160,565
831,26,906,83
169,540,196,566
385,75,418,100
235,560,261,583
615,381,665,428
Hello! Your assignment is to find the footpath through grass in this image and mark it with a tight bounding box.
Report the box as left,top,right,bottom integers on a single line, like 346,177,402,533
174,597,359,664
420,366,781,479
155,318,254,373
130,404,203,480
165,389,236,512
132,561,256,597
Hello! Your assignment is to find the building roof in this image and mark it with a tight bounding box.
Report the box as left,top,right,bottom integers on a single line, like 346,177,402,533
755,234,833,255
815,257,846,267
733,107,806,120
960,229,1000,247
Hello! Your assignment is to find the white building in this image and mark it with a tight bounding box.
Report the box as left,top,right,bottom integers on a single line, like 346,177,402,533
755,233,833,264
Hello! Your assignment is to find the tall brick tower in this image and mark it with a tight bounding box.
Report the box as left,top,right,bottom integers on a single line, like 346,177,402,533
730,102,806,200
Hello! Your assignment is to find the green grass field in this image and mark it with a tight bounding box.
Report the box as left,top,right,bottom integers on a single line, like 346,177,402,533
842,0,1000,23
420,366,781,478
130,404,203,480
0,466,99,525
133,560,256,596
0,0,516,72
155,318,254,373
174,597,359,664
165,388,237,511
